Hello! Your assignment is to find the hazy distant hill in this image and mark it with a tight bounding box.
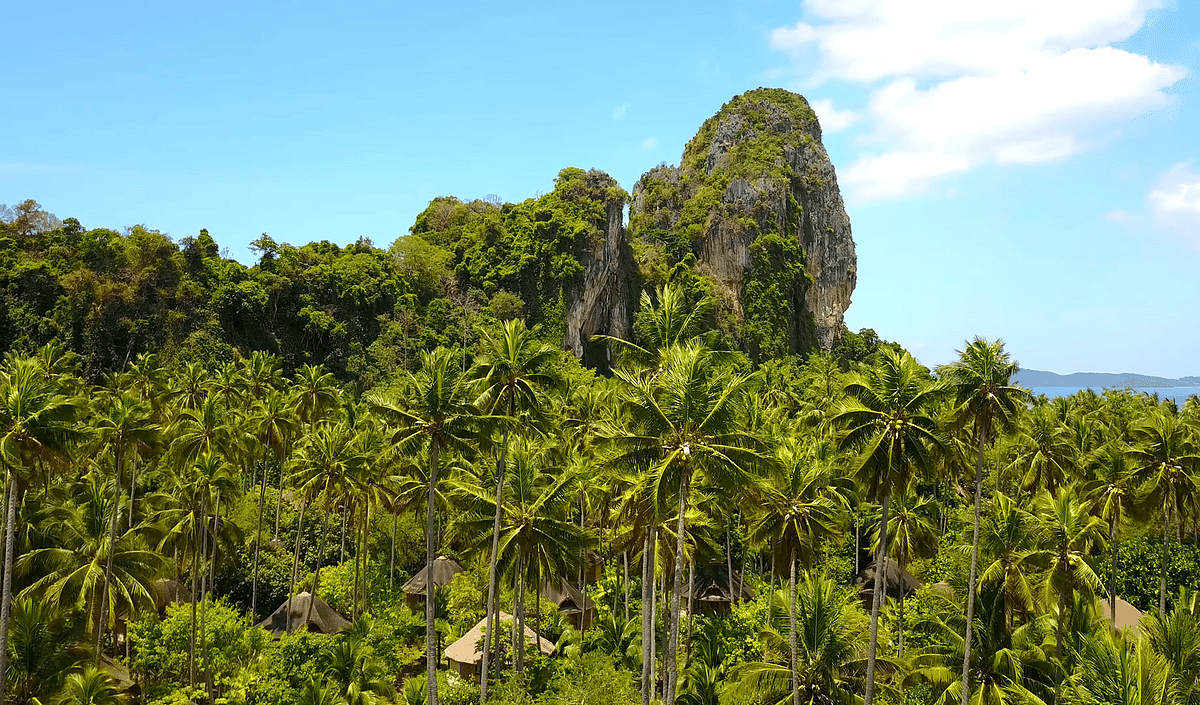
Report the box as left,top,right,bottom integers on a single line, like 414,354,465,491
1015,369,1199,388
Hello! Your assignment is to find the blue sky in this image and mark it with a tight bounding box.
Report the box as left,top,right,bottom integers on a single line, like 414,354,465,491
3,1,1198,377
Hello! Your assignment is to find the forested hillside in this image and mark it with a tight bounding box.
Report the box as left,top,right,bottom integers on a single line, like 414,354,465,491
1,91,1199,705
0,167,623,386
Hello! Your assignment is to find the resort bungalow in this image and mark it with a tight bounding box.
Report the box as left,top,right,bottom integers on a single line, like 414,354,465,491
444,611,555,682
542,577,596,630
257,591,352,639
683,565,755,615
853,557,921,606
402,556,465,609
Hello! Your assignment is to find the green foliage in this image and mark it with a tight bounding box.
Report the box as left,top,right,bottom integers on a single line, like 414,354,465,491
245,631,333,705
741,231,813,363
1097,536,1200,613
131,598,270,696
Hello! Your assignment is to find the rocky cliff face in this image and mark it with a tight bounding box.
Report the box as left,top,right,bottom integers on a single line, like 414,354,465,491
562,171,636,369
413,89,856,367
626,88,857,356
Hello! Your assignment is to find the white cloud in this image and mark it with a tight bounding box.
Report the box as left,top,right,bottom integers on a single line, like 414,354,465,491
1148,162,1200,247
1105,209,1134,222
769,0,1186,201
809,98,859,132
612,103,630,120
841,151,970,201
770,0,1161,82
642,137,658,150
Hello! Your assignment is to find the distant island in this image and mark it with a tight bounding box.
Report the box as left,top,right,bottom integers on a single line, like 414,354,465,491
1014,369,1200,389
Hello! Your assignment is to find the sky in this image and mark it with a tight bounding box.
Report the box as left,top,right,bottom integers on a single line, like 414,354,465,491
3,0,1198,377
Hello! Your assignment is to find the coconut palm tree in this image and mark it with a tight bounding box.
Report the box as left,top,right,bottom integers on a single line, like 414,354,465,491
55,666,129,705
725,575,871,705
0,356,84,701
747,439,850,705
471,318,557,701
604,341,768,704
940,337,1027,705
17,472,164,659
1007,406,1070,499
289,423,364,629
869,482,939,656
1033,487,1106,664
322,618,395,705
593,283,716,370
1129,410,1200,614
89,391,157,657
248,389,299,620
1069,627,1171,705
1081,445,1137,625
367,347,492,705
910,580,1055,705
6,595,87,704
975,493,1042,629
451,444,594,670
833,347,945,705
1140,596,1200,702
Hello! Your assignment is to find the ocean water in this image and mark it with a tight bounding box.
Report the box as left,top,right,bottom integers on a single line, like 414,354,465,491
1028,386,1200,404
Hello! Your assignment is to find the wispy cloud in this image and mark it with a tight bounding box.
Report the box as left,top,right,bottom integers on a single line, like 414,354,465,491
612,103,630,121
1148,162,1200,248
769,0,1186,202
1101,162,1200,249
809,98,858,133
642,137,658,150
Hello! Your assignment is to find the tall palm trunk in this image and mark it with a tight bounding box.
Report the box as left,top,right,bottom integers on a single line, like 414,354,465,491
426,438,441,705
649,537,658,701
518,550,528,672
1056,562,1066,661
286,499,309,634
203,493,221,702
273,450,288,539
350,504,360,619
189,516,198,688
641,529,653,705
1160,503,1170,615
481,392,513,705
624,551,630,623
0,471,20,705
863,492,891,705
666,468,689,705
960,419,988,705
252,459,270,622
767,544,776,628
686,559,695,653
511,552,522,672
390,512,398,593
303,505,334,629
361,502,371,615
725,523,733,610
789,546,799,705
1110,516,1118,624
97,446,124,660
197,497,209,692
128,457,138,532
340,506,348,562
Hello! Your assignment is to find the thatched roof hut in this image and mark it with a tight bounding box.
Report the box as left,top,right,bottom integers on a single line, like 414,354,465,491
402,556,465,607
257,592,351,639
444,612,554,682
683,565,755,615
542,578,596,629
153,579,194,610
1098,596,1143,633
853,558,921,603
